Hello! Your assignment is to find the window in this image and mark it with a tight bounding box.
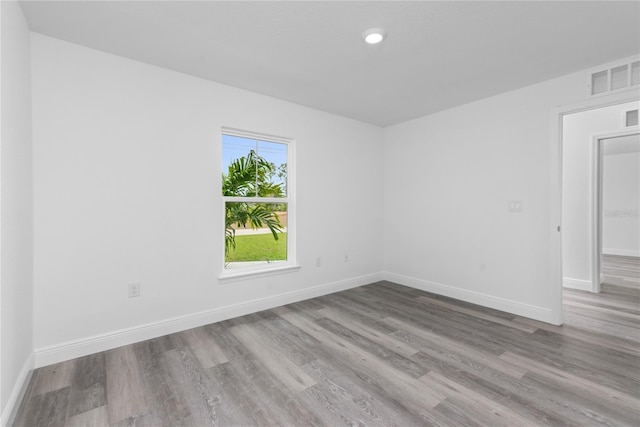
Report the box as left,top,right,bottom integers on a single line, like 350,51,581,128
221,128,296,277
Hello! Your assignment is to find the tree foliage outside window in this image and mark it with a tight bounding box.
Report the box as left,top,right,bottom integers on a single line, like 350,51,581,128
222,131,291,270
223,150,285,253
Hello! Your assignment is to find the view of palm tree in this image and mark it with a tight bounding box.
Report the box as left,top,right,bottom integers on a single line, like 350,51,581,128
222,147,287,263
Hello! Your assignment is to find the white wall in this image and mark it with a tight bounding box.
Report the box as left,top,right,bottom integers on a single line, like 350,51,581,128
562,102,638,289
0,1,34,421
31,34,383,365
382,68,630,323
603,149,640,256
24,28,640,370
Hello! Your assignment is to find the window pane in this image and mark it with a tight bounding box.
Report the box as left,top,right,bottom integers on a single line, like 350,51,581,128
256,140,287,197
222,134,256,197
225,202,287,267
222,134,287,198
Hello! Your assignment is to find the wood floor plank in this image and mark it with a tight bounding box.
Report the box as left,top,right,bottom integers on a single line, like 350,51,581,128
564,300,640,327
14,387,70,427
161,348,223,426
432,397,488,427
264,312,430,425
316,306,420,358
274,306,448,417
416,294,538,334
315,316,427,379
563,309,639,341
104,346,148,424
409,351,578,426
31,360,74,396
364,287,514,355
252,310,318,366
229,322,317,393
499,351,640,413
423,371,534,427
384,315,528,379
180,327,228,369
563,291,640,314
132,339,190,427
206,322,324,426
64,405,108,427
65,353,107,419
512,316,639,355
13,255,640,426
301,357,427,426
208,361,277,426
521,371,639,426
244,313,432,425
526,328,640,385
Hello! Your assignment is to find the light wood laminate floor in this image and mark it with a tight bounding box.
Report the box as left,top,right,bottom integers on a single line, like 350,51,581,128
13,255,640,426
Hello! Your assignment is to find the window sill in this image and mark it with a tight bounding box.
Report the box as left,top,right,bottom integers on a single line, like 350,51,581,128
218,264,301,283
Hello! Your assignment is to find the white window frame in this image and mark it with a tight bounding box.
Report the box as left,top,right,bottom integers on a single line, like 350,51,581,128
219,127,298,281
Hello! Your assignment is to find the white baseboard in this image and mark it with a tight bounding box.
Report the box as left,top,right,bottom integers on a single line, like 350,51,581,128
1,352,34,427
383,272,554,324
34,272,384,368
603,248,640,257
563,277,592,291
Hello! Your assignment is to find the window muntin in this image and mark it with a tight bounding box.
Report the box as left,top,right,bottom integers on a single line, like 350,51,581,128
221,129,294,275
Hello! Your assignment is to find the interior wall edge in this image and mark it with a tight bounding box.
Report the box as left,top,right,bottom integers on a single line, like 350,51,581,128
383,271,556,325
0,352,33,427
33,271,384,369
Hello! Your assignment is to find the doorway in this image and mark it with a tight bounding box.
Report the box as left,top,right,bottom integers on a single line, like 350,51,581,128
550,94,639,325
594,131,640,293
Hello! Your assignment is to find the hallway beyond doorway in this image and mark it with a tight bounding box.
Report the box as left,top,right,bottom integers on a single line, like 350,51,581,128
563,254,639,341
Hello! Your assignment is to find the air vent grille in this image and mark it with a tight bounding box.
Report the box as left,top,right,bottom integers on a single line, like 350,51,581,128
611,65,628,90
632,62,640,86
590,60,640,96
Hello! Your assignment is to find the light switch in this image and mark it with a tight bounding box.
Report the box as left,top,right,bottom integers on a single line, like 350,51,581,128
509,200,523,212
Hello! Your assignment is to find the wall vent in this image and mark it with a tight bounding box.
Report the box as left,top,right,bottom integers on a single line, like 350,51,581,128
625,109,639,127
590,60,639,96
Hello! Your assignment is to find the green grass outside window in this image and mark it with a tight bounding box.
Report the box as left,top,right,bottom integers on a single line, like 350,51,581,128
225,233,287,262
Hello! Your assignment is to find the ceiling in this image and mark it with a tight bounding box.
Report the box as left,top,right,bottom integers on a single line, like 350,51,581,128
19,1,640,127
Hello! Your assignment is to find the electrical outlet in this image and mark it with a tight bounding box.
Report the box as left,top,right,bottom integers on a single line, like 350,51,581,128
316,257,321,267
508,200,523,212
128,282,141,298
344,254,349,263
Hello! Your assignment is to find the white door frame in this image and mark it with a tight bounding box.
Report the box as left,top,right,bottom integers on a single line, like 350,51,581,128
549,90,638,325
592,130,640,293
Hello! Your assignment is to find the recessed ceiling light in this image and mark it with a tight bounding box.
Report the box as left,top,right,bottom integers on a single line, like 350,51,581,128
362,28,387,45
